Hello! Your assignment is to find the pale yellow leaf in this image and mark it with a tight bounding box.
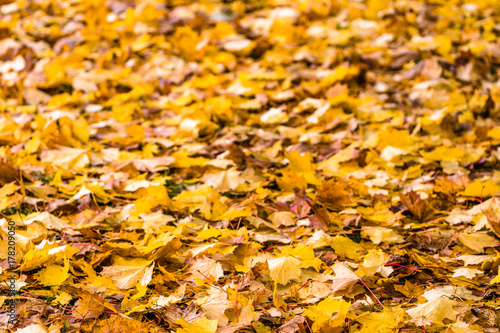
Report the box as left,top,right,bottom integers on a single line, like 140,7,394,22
268,256,302,285
406,296,458,324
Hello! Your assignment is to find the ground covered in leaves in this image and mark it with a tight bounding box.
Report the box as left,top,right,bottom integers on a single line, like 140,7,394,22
2,0,500,332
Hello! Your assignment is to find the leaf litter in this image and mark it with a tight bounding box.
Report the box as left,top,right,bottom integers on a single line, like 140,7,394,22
1,0,500,332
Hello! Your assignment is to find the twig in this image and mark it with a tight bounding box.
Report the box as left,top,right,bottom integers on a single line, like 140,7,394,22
423,228,431,243
297,280,311,291
196,270,227,293
359,278,384,309
305,319,313,333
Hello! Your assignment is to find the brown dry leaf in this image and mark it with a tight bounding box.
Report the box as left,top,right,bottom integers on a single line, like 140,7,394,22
59,285,119,315
195,286,234,326
0,162,19,185
400,191,436,221
72,293,105,319
277,316,306,333
316,179,351,210
93,315,152,333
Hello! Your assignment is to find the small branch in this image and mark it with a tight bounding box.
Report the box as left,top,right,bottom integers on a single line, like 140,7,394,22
359,277,384,309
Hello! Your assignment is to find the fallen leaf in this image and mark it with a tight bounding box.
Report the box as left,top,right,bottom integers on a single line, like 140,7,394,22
303,297,350,331
356,307,407,333
188,258,224,282
406,291,458,324
330,262,359,294
458,233,500,253
175,318,218,333
100,257,154,290
482,207,500,239
268,256,302,285
452,267,483,279
361,227,404,244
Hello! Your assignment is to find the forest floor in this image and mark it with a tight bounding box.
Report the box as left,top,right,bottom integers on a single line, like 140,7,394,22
1,0,500,332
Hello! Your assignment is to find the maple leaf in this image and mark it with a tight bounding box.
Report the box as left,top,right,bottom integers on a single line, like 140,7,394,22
462,179,500,198
40,147,90,170
482,207,500,239
154,284,186,308
452,267,483,279
14,325,47,333
175,318,218,333
316,179,351,210
268,211,296,227
6,0,500,330
93,315,152,333
329,235,364,260
361,227,404,245
72,294,105,319
59,285,119,316
303,297,350,331
268,255,302,285
330,262,359,294
195,286,234,326
20,244,79,271
356,307,407,333
23,211,69,230
188,257,225,282
400,191,435,222
201,168,244,192
406,289,459,324
458,233,500,253
449,322,483,333
36,259,70,286
100,256,154,290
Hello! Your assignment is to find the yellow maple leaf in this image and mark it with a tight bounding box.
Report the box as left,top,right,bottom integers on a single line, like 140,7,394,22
36,259,70,286
77,260,117,291
362,226,404,245
330,235,365,260
132,184,171,216
188,258,224,283
21,244,79,271
23,211,69,230
280,244,323,271
462,179,500,198
100,256,154,290
276,170,308,192
141,232,178,255
458,233,500,253
303,297,350,331
172,26,200,62
357,307,407,333
406,295,458,324
40,147,90,170
268,255,302,285
175,318,218,333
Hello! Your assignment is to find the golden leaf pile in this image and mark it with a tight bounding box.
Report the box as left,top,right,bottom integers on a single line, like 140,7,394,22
1,0,500,332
